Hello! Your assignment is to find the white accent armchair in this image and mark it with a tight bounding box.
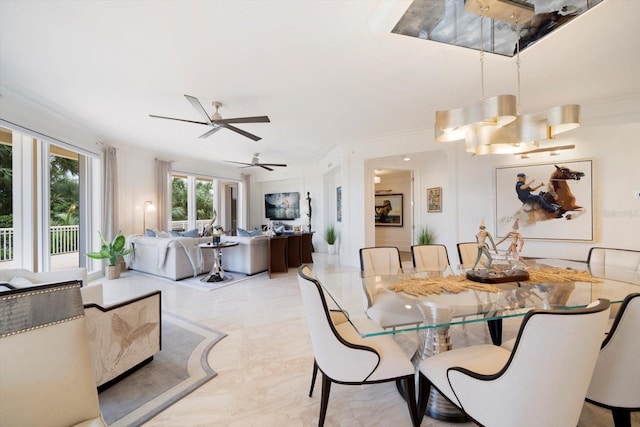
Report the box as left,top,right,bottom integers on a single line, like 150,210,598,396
297,265,420,427
417,299,611,427
586,293,640,427
0,281,107,427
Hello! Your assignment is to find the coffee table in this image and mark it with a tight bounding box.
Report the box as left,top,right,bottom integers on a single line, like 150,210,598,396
199,241,239,282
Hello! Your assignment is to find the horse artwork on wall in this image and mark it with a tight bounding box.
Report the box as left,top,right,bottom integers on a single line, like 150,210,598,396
495,160,593,241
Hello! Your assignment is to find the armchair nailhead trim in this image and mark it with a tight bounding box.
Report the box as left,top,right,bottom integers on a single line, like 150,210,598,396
0,283,85,337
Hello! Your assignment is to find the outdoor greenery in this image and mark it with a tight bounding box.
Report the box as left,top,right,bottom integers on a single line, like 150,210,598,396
416,226,436,245
171,177,215,222
49,155,79,226
0,144,11,224
0,147,79,227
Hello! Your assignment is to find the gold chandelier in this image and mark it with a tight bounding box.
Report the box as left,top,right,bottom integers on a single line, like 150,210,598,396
435,0,580,155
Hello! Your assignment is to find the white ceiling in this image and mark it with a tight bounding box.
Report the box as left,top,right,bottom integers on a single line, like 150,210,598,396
1,0,639,169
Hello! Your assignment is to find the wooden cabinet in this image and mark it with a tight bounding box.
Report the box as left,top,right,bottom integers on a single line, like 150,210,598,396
268,237,288,277
268,233,314,277
287,234,302,267
301,232,314,263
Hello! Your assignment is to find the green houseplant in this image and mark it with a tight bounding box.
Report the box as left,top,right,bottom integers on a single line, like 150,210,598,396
416,226,436,245
324,224,337,254
87,231,133,279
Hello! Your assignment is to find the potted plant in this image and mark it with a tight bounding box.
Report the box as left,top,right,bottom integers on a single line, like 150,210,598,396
87,231,133,279
416,226,436,245
324,224,337,255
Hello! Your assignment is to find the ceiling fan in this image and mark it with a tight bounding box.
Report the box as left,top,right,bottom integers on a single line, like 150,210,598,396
150,94,270,141
224,153,287,171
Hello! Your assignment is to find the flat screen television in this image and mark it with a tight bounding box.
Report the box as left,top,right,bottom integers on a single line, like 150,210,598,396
265,192,300,220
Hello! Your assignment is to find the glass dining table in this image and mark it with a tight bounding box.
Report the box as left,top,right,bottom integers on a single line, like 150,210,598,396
314,258,640,422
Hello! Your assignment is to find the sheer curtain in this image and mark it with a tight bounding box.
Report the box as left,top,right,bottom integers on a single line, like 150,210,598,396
155,159,172,231
102,145,118,238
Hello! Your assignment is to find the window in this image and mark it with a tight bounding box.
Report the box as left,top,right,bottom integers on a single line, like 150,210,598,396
170,174,216,233
0,129,13,267
0,123,100,273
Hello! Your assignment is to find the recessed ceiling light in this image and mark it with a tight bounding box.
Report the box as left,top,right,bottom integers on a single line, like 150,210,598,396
402,156,411,162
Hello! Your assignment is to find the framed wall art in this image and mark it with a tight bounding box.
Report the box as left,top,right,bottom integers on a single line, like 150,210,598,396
374,193,403,226
495,160,593,241
427,187,442,212
336,186,342,222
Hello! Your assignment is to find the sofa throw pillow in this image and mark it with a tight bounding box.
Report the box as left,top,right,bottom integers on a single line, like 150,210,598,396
157,231,171,238
237,228,251,237
249,229,263,237
145,228,157,237
170,230,181,237
9,276,35,288
182,228,199,238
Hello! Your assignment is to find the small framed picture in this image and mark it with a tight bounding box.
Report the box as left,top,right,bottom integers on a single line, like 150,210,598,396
427,187,442,212
375,193,403,226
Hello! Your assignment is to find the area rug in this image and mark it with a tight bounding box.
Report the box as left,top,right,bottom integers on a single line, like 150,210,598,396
98,312,226,426
176,270,267,292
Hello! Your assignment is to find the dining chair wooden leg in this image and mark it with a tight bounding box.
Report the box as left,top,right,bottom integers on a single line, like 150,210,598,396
309,360,318,397
417,372,432,421
487,318,503,345
319,374,332,427
403,374,420,427
611,408,632,427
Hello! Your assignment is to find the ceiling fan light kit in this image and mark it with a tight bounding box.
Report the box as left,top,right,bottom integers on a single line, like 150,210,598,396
150,95,270,141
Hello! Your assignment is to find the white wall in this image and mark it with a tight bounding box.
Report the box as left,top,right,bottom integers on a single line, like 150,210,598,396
115,145,246,236
5,86,639,268
248,161,324,250
318,95,640,267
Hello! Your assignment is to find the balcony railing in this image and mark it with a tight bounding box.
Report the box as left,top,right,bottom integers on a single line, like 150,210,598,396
170,220,214,234
1,222,217,262
0,226,80,261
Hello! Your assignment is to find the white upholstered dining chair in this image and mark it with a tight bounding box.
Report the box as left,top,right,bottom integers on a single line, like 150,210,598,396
456,241,488,270
359,246,423,329
417,299,611,427
359,246,403,276
0,281,107,427
586,293,640,427
297,265,420,427
411,244,450,272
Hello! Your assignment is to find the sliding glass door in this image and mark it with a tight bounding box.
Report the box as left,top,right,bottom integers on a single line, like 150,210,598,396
0,123,100,273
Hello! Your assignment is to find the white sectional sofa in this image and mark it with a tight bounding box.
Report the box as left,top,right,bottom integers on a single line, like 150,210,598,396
127,234,269,280
127,235,215,280
220,235,269,276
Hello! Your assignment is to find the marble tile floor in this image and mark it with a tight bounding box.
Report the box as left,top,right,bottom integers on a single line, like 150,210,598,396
94,253,637,427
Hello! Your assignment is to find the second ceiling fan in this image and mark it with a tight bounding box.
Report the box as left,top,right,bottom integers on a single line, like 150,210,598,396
224,153,287,171
150,94,270,141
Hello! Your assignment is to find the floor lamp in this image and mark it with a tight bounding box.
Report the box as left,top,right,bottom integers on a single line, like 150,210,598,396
142,200,156,234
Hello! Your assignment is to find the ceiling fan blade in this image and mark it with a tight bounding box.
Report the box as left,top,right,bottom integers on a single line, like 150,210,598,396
257,163,287,167
213,116,271,125
149,114,209,126
199,126,222,138
223,124,261,141
259,165,274,171
223,160,254,166
184,95,213,125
